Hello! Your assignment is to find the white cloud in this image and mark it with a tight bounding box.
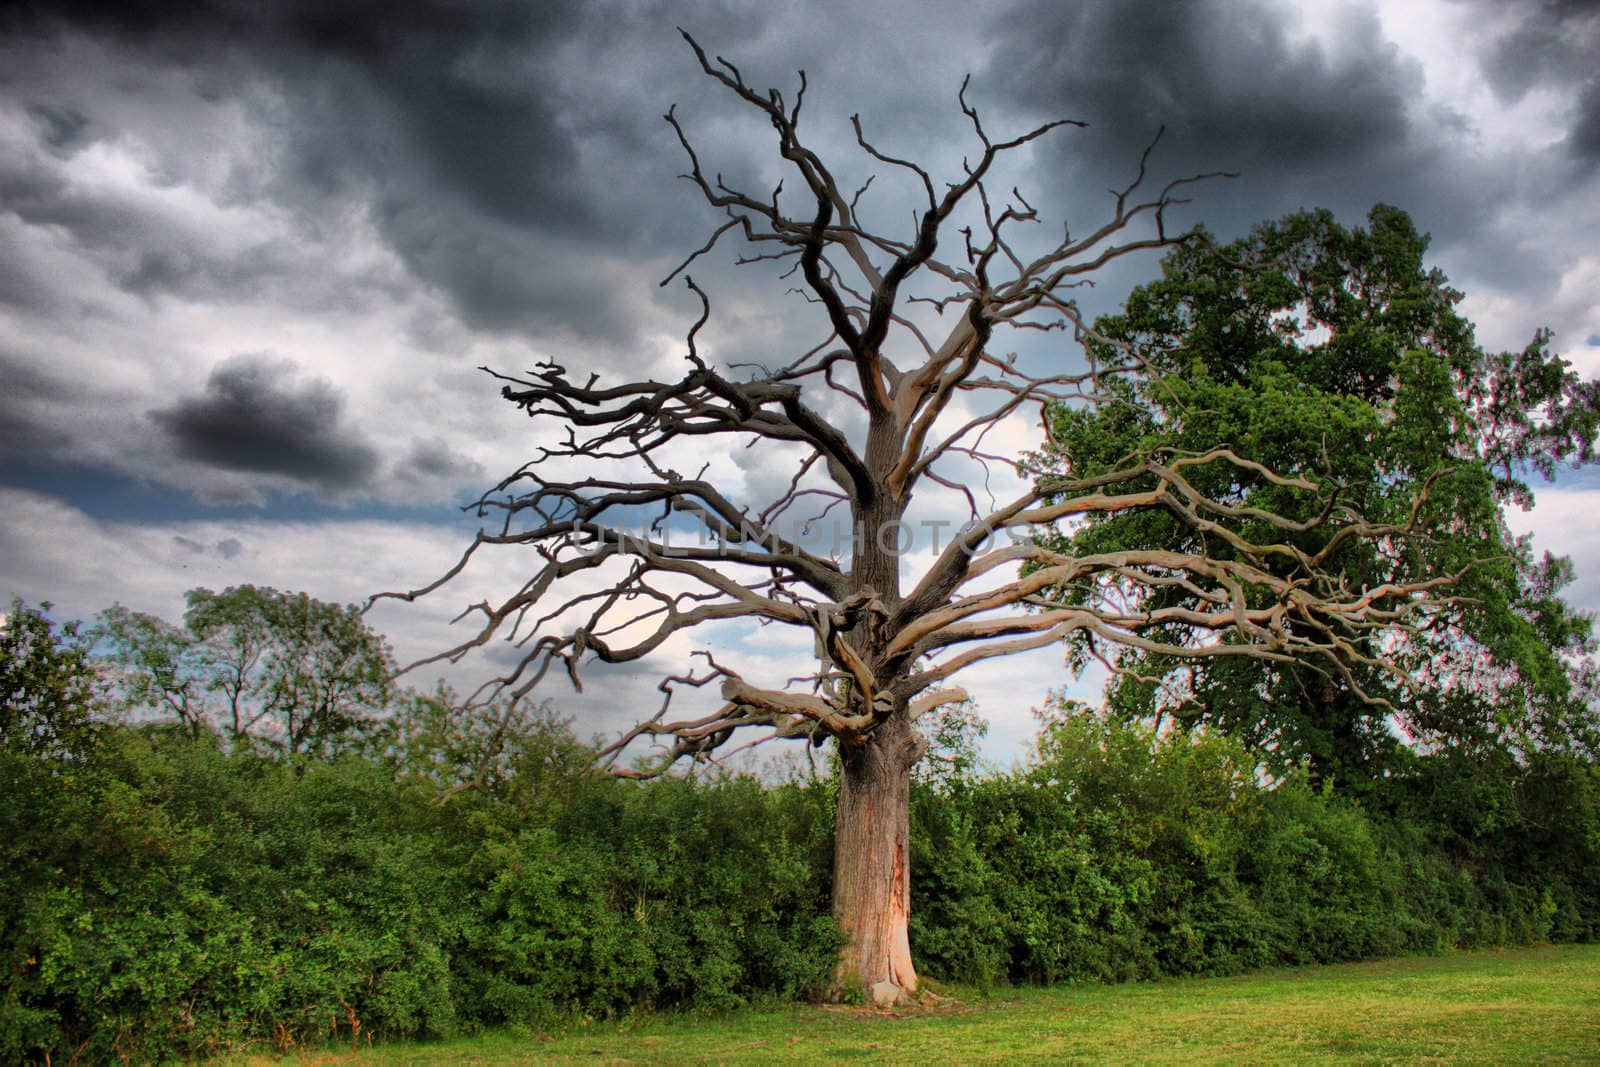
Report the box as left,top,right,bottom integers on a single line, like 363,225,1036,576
1504,488,1600,613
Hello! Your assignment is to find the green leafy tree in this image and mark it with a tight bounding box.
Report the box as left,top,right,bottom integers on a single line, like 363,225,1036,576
2,602,104,1052
0,599,101,761
93,585,396,756
1035,206,1600,779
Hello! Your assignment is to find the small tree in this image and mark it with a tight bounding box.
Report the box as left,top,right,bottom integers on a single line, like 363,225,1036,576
383,36,1500,1001
1,599,102,761
95,585,394,756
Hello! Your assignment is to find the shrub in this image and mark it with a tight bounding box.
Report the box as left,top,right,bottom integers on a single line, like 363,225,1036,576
4,695,1595,1061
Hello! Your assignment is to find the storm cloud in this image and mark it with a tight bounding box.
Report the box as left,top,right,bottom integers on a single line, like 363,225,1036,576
1,0,1594,505
0,350,76,462
981,0,1449,239
151,353,380,493
0,0,658,339
1451,0,1600,165
2,0,1597,760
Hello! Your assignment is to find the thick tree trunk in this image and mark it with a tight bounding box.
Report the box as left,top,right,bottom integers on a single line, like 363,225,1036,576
831,711,923,1005
829,412,923,1005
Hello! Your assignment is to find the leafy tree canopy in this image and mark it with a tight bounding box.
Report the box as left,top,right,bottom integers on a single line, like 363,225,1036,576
1036,205,1600,780
0,599,102,760
92,585,395,757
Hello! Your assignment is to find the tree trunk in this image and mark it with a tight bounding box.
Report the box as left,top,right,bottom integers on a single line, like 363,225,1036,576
831,711,923,1005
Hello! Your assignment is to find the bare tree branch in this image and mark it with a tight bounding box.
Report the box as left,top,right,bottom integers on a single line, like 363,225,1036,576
382,32,1465,785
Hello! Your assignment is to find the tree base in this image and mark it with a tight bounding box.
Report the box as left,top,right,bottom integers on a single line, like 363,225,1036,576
831,714,924,1006
868,979,909,1007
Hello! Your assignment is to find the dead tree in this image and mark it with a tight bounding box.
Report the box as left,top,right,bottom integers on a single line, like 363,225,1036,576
378,34,1465,1004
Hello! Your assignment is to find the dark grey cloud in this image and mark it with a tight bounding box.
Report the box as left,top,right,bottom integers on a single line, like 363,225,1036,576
172,534,246,558
0,232,63,315
1473,0,1599,96
151,353,380,493
25,101,92,156
0,107,384,314
1454,0,1600,163
372,204,634,341
0,351,75,461
981,0,1443,243
965,0,1600,334
402,436,482,483
0,0,662,340
0,0,1000,352
1572,78,1600,161
0,157,69,231
3,0,1593,518
1,183,354,313
237,1,601,233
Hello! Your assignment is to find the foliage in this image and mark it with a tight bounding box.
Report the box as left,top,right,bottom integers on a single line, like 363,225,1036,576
451,774,839,1023
0,599,102,761
913,696,989,792
1035,206,1600,780
2,688,1596,1061
909,706,1598,988
93,585,396,756
372,683,591,804
1,706,838,1062
1,730,458,1061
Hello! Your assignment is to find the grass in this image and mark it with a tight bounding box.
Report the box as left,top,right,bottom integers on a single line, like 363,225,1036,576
234,944,1600,1064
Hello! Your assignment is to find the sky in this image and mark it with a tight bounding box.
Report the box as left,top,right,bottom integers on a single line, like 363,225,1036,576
2,0,1598,765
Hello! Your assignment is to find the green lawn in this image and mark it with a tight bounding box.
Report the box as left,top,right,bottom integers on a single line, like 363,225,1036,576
240,944,1600,1064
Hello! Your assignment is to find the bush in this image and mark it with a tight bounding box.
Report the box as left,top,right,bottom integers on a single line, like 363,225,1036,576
2,732,459,1061
906,711,1600,987
4,690,1596,1061
2,719,841,1061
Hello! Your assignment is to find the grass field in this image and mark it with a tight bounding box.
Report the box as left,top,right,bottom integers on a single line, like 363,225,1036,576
239,944,1600,1064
